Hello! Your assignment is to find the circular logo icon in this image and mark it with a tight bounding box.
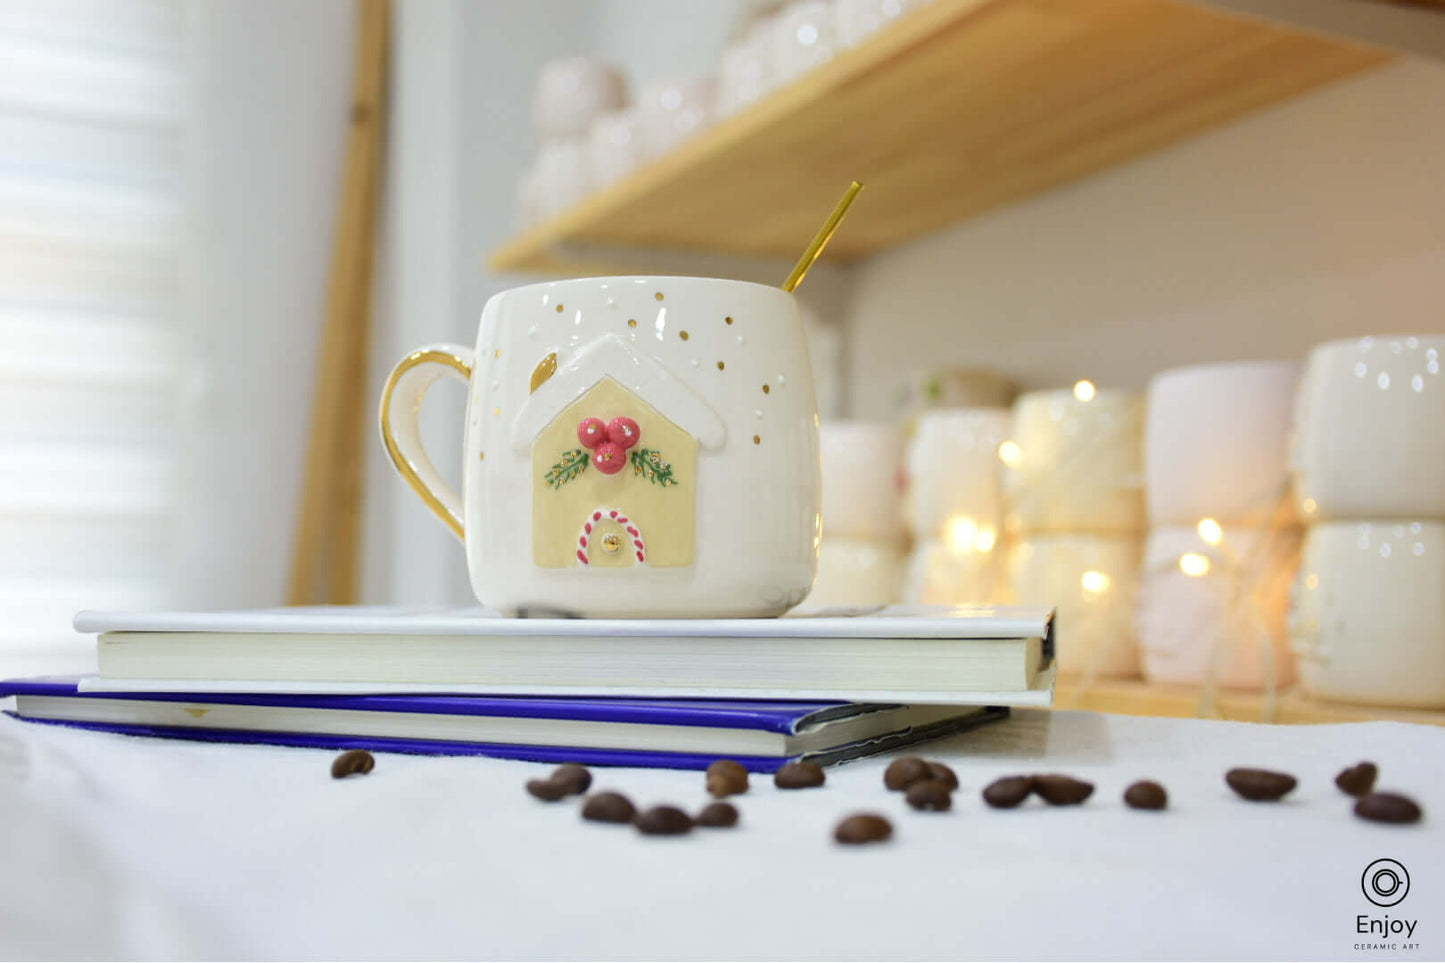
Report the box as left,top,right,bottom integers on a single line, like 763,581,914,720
1362,859,1410,907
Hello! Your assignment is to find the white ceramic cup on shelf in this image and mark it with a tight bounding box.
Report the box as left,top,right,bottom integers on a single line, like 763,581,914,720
1292,520,1445,709
820,420,904,540
904,407,1009,542
1007,533,1142,678
1003,389,1145,534
835,0,919,48
532,57,627,142
811,536,907,608
773,0,838,85
1136,524,1300,690
380,277,821,618
587,108,645,189
1293,334,1445,521
1145,360,1300,526
903,367,1017,414
533,137,590,220
637,76,716,159
718,19,777,117
902,536,1004,606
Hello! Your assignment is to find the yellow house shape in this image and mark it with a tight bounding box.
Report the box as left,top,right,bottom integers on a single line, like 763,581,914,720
512,335,727,569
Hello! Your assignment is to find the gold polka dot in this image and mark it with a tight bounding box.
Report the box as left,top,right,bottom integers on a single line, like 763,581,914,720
716,361,725,370
493,407,501,416
761,384,771,394
555,304,564,313
679,330,689,341
725,316,734,325
494,349,501,358
654,292,664,301
478,451,485,461
627,319,637,328
753,435,761,445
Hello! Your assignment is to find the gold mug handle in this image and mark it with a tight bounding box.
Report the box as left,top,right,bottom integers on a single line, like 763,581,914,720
378,344,475,541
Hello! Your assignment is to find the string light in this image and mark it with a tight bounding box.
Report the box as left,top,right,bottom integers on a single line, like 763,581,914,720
1179,552,1210,577
945,516,978,553
1081,570,1110,593
1073,380,1096,402
1196,517,1223,545
974,527,997,552
998,440,1022,467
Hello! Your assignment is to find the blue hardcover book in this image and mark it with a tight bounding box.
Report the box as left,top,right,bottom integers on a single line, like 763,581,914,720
0,676,1006,771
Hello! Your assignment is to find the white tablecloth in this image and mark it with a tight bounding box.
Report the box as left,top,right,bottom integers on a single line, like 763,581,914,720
1,707,1439,960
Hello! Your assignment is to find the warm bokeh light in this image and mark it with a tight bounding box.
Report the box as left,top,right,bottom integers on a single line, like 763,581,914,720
998,440,1022,467
974,527,997,552
1080,570,1110,593
1301,497,1318,516
945,516,978,553
1196,517,1223,545
1073,379,1096,402
1179,552,1211,577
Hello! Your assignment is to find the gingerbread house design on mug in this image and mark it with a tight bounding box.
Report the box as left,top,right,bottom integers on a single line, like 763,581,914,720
512,335,725,568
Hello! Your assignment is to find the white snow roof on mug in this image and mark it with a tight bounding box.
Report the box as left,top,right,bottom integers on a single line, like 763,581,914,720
511,333,727,452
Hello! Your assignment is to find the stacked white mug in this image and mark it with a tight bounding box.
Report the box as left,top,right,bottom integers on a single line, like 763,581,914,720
1290,335,1445,709
518,58,628,227
901,409,1009,605
1138,361,1303,691
811,421,907,608
1003,382,1145,678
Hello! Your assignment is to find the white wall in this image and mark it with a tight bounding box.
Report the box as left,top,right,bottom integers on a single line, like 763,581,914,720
845,58,1445,414
175,0,352,609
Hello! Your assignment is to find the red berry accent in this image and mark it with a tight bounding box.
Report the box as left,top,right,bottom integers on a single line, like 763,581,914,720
607,416,641,450
593,442,625,475
577,418,607,449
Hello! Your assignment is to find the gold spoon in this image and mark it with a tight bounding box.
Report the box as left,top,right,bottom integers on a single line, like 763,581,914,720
781,180,863,293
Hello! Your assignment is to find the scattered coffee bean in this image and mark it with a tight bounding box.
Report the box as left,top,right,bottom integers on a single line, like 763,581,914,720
925,762,959,791
526,778,568,802
1123,780,1168,810
706,759,750,798
1354,792,1422,825
697,801,740,828
905,779,953,812
550,763,592,795
330,749,375,779
1335,762,1378,798
1034,774,1094,806
834,813,893,845
1225,767,1297,801
982,775,1034,808
581,791,637,824
774,760,826,789
883,756,932,791
635,805,694,835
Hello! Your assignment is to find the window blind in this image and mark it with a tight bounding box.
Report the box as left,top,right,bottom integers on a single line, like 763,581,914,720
0,0,186,676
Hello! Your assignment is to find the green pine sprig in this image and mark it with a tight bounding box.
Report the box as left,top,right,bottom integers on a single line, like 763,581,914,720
630,447,678,486
545,448,589,489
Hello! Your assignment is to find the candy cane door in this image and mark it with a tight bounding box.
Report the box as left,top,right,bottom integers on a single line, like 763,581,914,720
525,375,698,569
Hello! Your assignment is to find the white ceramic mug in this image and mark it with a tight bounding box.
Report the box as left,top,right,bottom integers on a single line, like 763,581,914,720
1136,524,1299,690
1293,335,1445,520
902,536,1004,606
532,57,627,142
820,420,903,540
810,535,906,608
1145,360,1299,526
1292,520,1445,708
380,277,821,618
637,76,716,159
904,408,1009,541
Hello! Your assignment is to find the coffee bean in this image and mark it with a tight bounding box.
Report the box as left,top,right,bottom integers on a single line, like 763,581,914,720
526,778,567,802
1034,774,1094,806
1225,767,1297,801
883,756,931,791
1354,792,1422,825
905,779,953,812
925,762,959,791
581,791,636,824
697,801,740,828
1335,761,1378,798
635,805,693,835
1123,780,1167,810
982,775,1034,808
706,759,750,798
330,749,375,779
834,813,892,845
551,763,592,795
774,760,826,789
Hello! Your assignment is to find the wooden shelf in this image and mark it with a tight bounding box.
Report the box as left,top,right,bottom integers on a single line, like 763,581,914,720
491,0,1391,273
1055,679,1445,726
